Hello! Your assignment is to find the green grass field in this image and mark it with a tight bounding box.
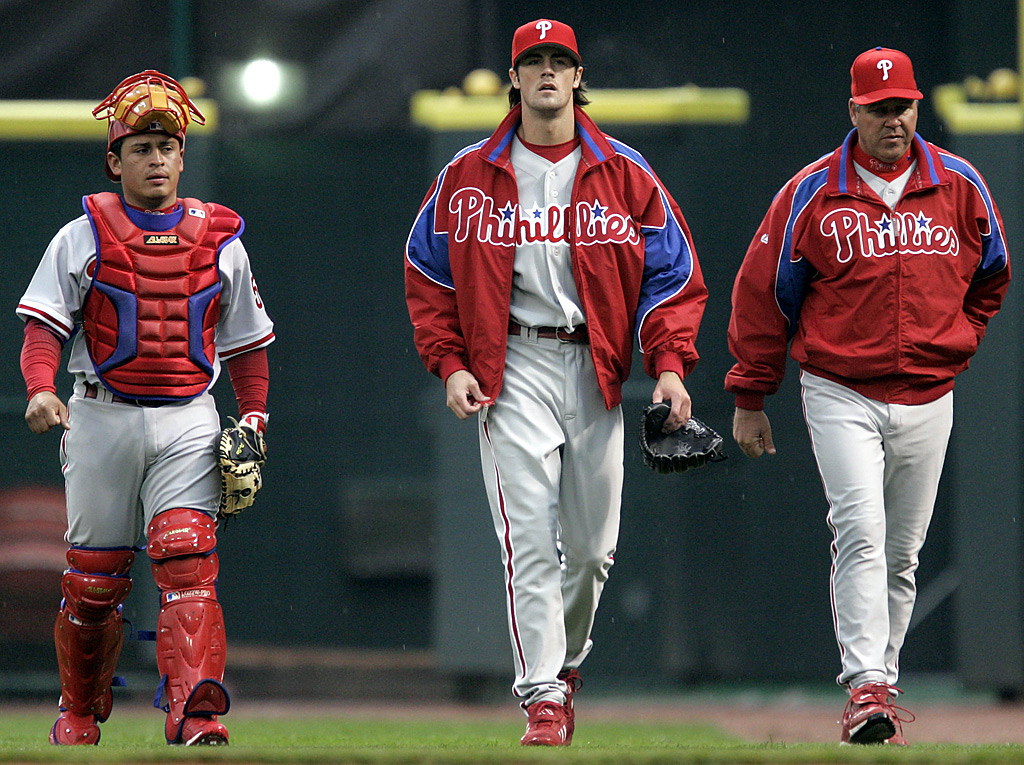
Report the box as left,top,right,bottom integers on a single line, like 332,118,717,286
3,711,1024,765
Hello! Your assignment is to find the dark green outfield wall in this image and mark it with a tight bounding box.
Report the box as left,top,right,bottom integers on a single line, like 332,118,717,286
0,0,1020,692
5,117,1013,688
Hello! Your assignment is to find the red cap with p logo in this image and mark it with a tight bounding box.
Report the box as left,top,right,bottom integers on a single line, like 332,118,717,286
512,19,581,67
850,47,923,104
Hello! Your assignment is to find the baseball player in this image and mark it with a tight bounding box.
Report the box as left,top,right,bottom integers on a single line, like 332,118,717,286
405,19,706,746
725,47,1009,745
17,70,275,746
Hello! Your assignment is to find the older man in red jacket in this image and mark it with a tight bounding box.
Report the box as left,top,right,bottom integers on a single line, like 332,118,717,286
726,47,1010,745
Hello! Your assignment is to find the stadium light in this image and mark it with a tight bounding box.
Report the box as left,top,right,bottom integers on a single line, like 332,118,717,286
219,57,306,113
240,59,284,106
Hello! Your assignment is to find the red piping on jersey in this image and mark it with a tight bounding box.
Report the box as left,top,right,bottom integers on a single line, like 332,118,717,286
482,419,528,692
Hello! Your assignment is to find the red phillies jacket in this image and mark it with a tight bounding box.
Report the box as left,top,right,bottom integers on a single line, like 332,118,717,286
405,105,707,409
726,130,1010,408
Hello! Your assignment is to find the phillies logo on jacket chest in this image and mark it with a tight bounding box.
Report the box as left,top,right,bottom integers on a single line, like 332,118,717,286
818,207,960,263
447,187,641,247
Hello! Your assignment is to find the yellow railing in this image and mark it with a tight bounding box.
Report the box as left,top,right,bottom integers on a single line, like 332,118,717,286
933,83,1024,135
0,100,218,140
411,85,749,131
932,0,1023,135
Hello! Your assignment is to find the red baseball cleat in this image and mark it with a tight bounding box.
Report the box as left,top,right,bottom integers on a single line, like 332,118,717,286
840,682,914,745
49,711,100,745
558,668,583,744
520,700,570,746
173,717,229,746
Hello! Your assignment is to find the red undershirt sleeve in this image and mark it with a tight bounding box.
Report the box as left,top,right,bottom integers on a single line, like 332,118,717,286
20,318,63,400
226,348,269,418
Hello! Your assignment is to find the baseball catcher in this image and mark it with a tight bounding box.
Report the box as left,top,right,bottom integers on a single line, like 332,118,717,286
21,69,275,747
639,403,725,473
217,418,267,517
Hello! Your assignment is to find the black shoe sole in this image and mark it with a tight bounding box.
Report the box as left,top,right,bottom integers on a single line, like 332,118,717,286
849,713,896,745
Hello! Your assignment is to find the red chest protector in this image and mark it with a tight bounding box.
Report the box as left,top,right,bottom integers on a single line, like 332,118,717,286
82,192,243,401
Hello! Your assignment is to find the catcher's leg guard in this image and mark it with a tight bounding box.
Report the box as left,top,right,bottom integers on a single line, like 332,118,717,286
147,508,229,746
51,547,135,745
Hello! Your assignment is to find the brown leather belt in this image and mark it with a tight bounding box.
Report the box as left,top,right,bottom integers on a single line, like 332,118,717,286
84,382,169,407
509,320,589,344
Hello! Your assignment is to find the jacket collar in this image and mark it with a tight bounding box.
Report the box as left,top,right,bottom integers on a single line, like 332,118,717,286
478,104,616,169
826,128,949,197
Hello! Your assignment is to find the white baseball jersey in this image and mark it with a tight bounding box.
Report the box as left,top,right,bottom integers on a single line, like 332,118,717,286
853,160,916,210
508,137,585,331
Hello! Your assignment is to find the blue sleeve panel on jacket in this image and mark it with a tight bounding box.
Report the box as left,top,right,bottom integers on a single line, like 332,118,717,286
777,168,828,339
939,153,1009,281
607,139,697,348
406,166,454,290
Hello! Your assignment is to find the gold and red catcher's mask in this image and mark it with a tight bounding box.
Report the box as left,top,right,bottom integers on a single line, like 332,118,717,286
93,70,206,181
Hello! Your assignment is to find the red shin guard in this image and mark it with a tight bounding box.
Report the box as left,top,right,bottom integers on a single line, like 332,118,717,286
52,547,135,742
148,509,229,744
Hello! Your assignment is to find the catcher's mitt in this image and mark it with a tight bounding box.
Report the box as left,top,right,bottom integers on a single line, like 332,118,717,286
217,418,267,517
639,403,726,474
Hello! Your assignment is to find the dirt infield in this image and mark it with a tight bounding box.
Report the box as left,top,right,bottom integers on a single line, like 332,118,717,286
219,694,1024,746
211,646,1024,744
584,699,1024,745
8,691,1024,746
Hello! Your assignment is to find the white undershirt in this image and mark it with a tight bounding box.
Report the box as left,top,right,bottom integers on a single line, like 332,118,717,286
853,160,917,210
508,136,586,330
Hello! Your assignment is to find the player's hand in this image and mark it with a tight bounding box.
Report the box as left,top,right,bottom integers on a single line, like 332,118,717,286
445,369,492,420
733,407,776,458
25,391,69,434
652,371,691,432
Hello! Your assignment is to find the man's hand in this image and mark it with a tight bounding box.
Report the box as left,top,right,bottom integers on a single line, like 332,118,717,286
733,407,776,458
445,369,493,420
25,391,69,434
652,371,691,432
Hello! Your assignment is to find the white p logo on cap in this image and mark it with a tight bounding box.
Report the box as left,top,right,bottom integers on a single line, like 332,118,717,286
877,59,893,80
535,20,552,39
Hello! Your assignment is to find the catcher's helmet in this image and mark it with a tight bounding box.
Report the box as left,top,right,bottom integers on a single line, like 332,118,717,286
92,70,205,181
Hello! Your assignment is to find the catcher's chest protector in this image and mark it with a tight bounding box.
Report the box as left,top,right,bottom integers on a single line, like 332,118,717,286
82,192,239,401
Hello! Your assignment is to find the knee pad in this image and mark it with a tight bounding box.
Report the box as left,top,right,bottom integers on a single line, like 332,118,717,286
61,547,135,622
147,508,219,595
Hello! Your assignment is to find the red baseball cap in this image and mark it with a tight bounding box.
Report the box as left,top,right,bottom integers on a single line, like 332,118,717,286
850,47,923,104
512,19,581,67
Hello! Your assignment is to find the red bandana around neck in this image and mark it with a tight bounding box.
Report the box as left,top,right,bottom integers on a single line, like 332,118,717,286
125,200,179,214
852,141,914,181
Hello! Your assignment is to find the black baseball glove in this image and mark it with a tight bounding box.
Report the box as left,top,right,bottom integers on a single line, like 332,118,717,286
217,418,267,518
639,403,726,474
